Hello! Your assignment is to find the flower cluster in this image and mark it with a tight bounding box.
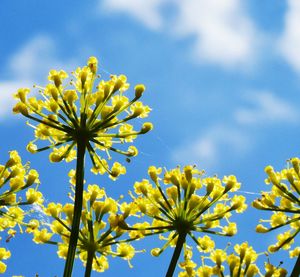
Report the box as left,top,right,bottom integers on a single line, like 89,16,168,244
253,158,300,256
0,248,10,274
13,57,152,179
125,165,247,257
28,172,138,273
178,242,287,277
0,150,42,273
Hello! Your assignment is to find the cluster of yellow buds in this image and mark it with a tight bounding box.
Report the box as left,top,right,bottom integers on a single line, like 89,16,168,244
0,248,11,274
28,172,138,273
125,165,247,257
13,57,152,179
253,158,300,256
178,242,287,277
0,150,43,273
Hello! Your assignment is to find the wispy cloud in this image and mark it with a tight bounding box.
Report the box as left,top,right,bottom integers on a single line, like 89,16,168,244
100,0,259,68
172,125,249,169
0,35,77,119
235,91,299,125
8,35,56,81
278,0,300,72
100,0,166,30
0,81,31,118
172,90,298,169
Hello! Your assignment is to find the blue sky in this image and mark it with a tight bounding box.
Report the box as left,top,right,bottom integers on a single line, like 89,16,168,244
1,0,300,275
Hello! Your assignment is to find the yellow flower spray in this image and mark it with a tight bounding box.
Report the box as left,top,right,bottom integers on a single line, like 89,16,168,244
13,57,152,277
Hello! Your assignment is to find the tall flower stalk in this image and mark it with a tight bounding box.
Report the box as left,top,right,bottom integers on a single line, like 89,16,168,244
124,165,247,276
13,57,152,276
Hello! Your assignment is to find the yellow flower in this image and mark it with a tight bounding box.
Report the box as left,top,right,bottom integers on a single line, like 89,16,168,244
253,157,300,256
31,180,138,273
33,229,53,243
13,56,152,178
210,249,226,267
126,165,246,259
189,242,286,277
0,149,43,273
197,235,215,252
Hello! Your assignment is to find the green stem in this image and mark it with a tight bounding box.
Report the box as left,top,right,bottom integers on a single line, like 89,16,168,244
63,137,86,277
291,253,300,277
165,232,187,277
84,250,94,277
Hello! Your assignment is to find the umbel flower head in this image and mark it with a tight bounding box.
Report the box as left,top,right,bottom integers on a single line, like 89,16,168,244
0,150,43,229
178,242,287,277
28,172,140,273
124,165,247,257
13,57,152,178
0,150,43,273
253,158,300,256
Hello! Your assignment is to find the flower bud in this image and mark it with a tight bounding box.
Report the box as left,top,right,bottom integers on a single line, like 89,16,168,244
27,142,37,153
141,122,153,134
87,56,98,74
135,84,145,98
127,146,138,157
184,165,193,182
151,248,161,257
256,224,269,233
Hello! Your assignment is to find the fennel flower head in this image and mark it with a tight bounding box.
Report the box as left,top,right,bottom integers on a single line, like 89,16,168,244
0,150,43,273
253,158,300,257
178,242,287,277
125,165,247,257
13,57,152,179
29,172,139,272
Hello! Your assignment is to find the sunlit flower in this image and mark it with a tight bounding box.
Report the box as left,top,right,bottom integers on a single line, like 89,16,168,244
0,151,43,273
13,57,152,178
0,248,11,274
31,173,139,273
0,151,42,230
253,158,300,256
178,242,287,277
124,165,246,259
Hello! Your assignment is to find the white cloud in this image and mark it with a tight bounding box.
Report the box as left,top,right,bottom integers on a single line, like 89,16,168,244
0,35,77,119
0,81,31,119
173,90,298,169
235,91,299,125
100,0,259,68
9,35,56,81
278,0,300,72
100,0,166,30
174,0,258,68
8,35,76,82
172,125,249,169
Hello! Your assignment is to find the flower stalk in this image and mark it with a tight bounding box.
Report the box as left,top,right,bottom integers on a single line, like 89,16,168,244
291,253,300,277
166,232,187,277
63,135,86,277
84,249,94,277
